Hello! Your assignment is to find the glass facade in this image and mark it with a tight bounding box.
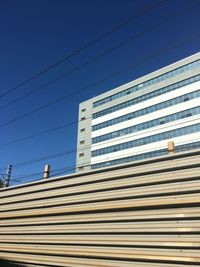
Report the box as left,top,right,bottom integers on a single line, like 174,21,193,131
93,75,200,119
91,141,200,169
92,90,200,131
93,60,200,109
92,106,200,144
92,123,200,157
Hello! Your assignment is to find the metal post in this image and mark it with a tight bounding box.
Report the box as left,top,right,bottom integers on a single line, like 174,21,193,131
5,164,12,187
0,178,4,188
43,164,50,179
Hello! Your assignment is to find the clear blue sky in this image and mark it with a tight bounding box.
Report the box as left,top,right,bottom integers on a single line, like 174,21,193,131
0,0,199,186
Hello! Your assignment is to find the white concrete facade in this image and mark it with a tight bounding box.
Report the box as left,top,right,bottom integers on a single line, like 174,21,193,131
76,52,200,172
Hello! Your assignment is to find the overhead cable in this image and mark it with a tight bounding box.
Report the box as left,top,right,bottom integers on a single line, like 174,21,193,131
0,1,196,111
0,33,199,129
0,0,166,99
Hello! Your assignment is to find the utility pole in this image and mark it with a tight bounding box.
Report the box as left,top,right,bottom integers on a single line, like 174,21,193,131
5,164,12,187
0,178,4,188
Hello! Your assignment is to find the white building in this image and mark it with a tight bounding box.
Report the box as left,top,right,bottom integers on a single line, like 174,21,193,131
76,52,200,172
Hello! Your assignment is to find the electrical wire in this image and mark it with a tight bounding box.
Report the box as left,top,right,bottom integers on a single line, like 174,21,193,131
1,70,200,149
0,115,199,172
10,166,72,181
0,118,87,148
0,1,197,111
8,140,200,185
0,0,166,99
0,32,200,129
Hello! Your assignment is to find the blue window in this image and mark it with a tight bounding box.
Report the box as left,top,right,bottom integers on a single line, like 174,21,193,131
92,123,200,157
92,90,200,131
91,141,200,169
93,60,200,109
93,75,200,119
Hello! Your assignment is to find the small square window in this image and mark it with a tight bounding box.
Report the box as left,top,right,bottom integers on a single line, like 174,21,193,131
79,153,84,157
78,166,84,171
80,140,85,145
81,108,86,112
81,117,86,121
80,128,85,132
160,120,165,125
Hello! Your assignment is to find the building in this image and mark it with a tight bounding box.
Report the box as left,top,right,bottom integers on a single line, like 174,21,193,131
76,52,200,172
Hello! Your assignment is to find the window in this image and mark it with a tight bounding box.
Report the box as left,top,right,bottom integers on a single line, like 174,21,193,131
81,117,86,121
91,141,200,169
160,120,165,125
92,74,200,119
79,153,84,157
81,108,86,112
93,60,200,108
80,140,85,145
80,128,85,132
78,166,84,171
92,89,200,131
92,123,200,157
184,96,190,102
186,112,192,117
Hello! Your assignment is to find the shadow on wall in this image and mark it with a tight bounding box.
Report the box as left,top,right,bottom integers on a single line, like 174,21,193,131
0,259,25,266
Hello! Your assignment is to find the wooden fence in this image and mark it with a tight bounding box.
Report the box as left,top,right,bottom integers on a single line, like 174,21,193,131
0,150,200,267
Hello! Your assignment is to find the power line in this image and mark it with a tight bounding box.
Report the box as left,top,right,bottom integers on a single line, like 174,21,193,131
1,64,199,149
0,33,200,129
7,138,200,185
8,164,84,185
8,139,200,184
6,141,200,186
10,165,71,181
0,0,166,99
10,171,44,180
0,1,196,111
0,116,199,171
0,118,86,148
7,165,77,185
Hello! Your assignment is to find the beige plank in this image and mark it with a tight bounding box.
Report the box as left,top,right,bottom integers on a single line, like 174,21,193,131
1,193,200,219
0,153,199,198
0,167,199,206
0,207,199,226
0,244,200,263
0,221,200,234
1,252,198,267
0,234,200,246
0,170,199,212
